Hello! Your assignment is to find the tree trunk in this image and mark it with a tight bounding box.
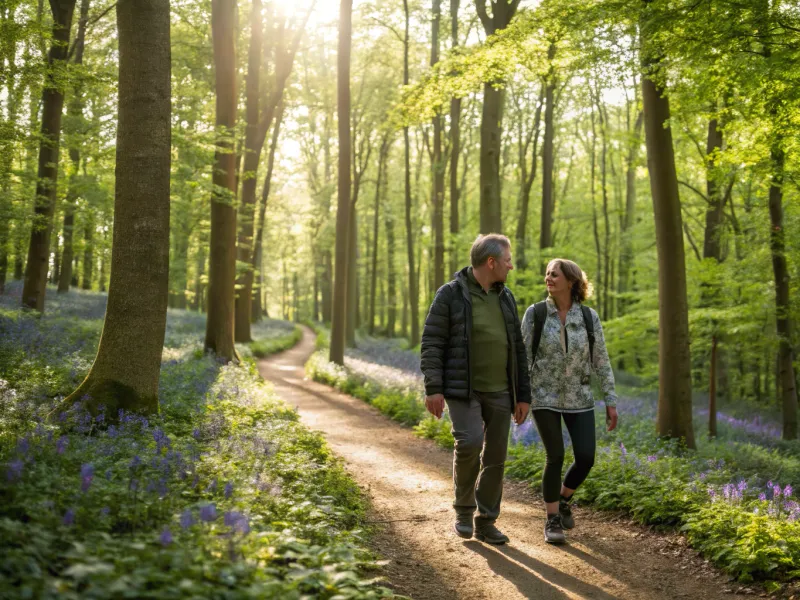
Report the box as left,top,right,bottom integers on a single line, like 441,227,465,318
346,203,357,347
58,0,90,293
193,237,206,312
768,146,798,440
431,0,445,289
81,212,93,289
448,0,461,276
234,0,263,343
369,137,389,334
709,334,717,438
403,0,419,347
62,0,170,417
619,108,643,308
539,43,557,264
205,0,238,362
590,104,602,316
598,95,612,319
515,85,544,272
703,117,724,261
475,0,518,234
251,103,285,322
22,0,77,311
641,16,695,448
330,0,353,365
322,249,332,322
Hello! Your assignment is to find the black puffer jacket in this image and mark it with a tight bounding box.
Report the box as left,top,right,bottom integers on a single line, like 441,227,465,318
420,267,531,407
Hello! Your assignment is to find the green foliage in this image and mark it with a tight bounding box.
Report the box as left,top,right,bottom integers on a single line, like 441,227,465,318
0,308,399,599
249,325,303,358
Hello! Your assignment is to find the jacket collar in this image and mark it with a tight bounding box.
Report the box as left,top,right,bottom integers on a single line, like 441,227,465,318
545,296,582,322
457,266,506,294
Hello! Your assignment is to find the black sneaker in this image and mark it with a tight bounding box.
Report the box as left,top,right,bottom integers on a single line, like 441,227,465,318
544,513,566,545
474,523,509,545
559,498,575,529
453,514,473,539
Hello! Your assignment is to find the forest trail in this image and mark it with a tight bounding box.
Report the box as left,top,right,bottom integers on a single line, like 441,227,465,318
257,328,743,600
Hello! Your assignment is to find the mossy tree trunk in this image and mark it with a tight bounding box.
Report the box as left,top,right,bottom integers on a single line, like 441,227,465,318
63,0,171,418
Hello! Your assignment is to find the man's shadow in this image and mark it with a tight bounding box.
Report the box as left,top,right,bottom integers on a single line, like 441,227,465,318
465,541,621,600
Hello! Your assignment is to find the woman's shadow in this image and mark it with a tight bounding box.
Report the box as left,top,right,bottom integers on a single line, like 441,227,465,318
465,541,621,599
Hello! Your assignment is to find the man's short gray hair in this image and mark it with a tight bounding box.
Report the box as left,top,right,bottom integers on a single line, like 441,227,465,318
470,234,511,267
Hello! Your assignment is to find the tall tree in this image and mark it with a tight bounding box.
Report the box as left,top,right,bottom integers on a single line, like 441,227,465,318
448,0,461,276
329,0,353,365
205,0,238,362
475,0,520,233
641,1,695,449
63,0,171,416
538,42,557,264
58,0,90,293
21,0,77,311
403,0,420,347
431,0,445,290
369,134,391,334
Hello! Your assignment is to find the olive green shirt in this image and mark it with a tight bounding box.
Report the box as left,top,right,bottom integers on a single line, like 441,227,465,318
467,268,508,393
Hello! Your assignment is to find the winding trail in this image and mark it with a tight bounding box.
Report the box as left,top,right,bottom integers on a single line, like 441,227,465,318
258,327,743,600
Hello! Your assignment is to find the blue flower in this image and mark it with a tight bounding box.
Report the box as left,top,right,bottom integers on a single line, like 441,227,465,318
7,459,24,482
56,436,69,454
160,527,173,546
129,455,142,469
199,503,217,522
80,464,94,492
180,509,195,529
224,482,233,499
63,508,76,526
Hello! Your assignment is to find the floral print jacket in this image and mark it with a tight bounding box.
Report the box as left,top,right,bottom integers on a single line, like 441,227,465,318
520,297,617,411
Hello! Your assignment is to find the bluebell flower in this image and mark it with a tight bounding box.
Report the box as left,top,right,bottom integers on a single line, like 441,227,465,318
130,478,139,492
129,455,141,469
7,459,24,481
17,437,30,456
759,493,767,501
63,508,76,526
80,464,94,492
160,527,173,546
784,485,793,498
56,436,69,454
180,509,195,529
224,482,233,499
199,503,217,522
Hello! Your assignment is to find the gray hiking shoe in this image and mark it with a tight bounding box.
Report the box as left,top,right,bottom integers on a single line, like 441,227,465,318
544,513,566,545
559,498,575,529
453,514,473,539
474,523,509,545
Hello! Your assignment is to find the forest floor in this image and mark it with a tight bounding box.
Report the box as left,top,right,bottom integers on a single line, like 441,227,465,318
257,327,752,600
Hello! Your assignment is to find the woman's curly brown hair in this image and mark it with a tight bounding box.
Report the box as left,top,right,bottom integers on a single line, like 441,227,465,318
547,259,594,303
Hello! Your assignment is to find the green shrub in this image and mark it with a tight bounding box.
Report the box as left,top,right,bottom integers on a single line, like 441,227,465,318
249,325,303,358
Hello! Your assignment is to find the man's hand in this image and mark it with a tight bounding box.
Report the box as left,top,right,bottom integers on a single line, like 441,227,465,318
514,402,530,425
606,405,618,431
425,393,445,419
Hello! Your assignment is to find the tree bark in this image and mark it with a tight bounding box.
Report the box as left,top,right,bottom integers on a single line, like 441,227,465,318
385,149,396,337
58,0,90,293
330,0,353,365
431,0,445,289
475,0,519,234
641,13,695,448
403,0,419,347
619,107,643,306
369,136,390,334
81,212,93,289
62,0,170,417
702,117,724,261
205,0,238,362
234,0,263,343
22,0,77,311
448,0,461,276
768,146,798,439
514,85,544,272
251,102,285,322
539,43,556,267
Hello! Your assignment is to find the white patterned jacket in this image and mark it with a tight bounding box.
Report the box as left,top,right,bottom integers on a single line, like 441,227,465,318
520,297,617,412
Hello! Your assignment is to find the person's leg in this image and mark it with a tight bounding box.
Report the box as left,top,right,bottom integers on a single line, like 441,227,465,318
531,409,566,515
446,395,484,520
561,409,596,496
473,390,512,529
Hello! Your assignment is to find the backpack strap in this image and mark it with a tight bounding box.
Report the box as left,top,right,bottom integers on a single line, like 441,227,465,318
581,305,595,365
530,301,548,366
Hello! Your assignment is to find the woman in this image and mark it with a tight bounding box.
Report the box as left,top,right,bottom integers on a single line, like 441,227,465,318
521,259,618,545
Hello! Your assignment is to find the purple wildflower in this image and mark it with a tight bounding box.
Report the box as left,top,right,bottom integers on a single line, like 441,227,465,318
180,509,195,529
17,437,30,455
708,487,717,499
647,455,657,463
80,464,94,492
130,478,139,492
737,480,747,493
199,503,217,522
56,436,69,454
7,459,24,481
160,527,173,546
129,455,141,469
224,482,233,499
759,493,767,501
63,509,75,526
784,485,793,498
619,442,627,457
773,484,782,499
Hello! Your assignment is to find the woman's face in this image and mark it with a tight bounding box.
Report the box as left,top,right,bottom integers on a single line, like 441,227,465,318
545,262,571,296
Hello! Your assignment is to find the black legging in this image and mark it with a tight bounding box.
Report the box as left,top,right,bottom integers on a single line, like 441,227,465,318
532,409,596,503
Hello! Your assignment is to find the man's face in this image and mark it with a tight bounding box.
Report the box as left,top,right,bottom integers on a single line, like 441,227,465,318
489,247,513,283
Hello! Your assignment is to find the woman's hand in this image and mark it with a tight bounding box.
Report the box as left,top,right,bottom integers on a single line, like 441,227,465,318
606,405,618,431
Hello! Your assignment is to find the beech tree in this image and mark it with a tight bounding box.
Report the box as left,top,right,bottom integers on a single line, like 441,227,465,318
63,0,171,417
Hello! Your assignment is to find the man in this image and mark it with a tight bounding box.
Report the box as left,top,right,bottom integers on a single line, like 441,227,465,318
421,234,531,544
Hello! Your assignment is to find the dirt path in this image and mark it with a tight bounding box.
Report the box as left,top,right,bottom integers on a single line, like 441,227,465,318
258,328,744,600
